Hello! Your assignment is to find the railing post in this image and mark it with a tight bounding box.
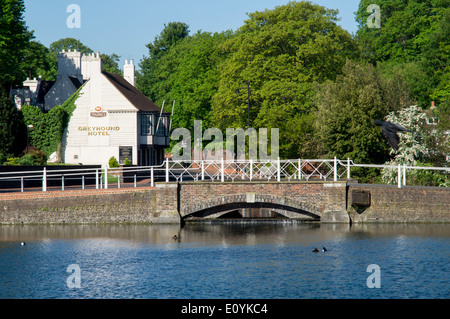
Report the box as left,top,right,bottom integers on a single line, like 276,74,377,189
21,177,24,193
250,159,253,181
298,158,302,180
62,174,65,191
398,164,402,188
201,160,205,181
96,169,99,189
347,158,351,180
104,166,108,189
334,157,337,182
277,157,281,182
221,157,224,182
165,158,169,182
82,175,85,190
403,164,406,186
150,167,154,187
42,167,47,192
118,176,121,189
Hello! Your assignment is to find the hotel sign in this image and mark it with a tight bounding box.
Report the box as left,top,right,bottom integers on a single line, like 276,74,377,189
78,126,120,136
90,106,107,117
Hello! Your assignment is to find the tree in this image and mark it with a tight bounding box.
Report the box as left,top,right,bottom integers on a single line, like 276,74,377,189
137,22,190,101
138,30,233,135
0,88,26,163
315,60,413,165
49,37,93,54
0,0,33,87
100,53,121,74
381,105,430,185
146,22,189,59
20,41,52,79
211,1,359,158
422,101,450,167
355,0,449,107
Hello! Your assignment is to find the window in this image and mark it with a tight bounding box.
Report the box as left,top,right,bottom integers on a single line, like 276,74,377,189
155,116,166,136
141,114,152,135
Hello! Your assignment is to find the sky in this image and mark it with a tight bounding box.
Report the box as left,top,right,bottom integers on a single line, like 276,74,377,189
23,0,361,70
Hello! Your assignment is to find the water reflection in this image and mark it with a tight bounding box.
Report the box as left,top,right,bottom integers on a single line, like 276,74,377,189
1,222,448,246
0,222,448,299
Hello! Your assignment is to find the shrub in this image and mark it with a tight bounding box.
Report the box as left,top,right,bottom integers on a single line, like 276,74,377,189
109,156,119,168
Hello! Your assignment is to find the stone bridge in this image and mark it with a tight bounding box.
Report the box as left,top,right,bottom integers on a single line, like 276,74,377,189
170,181,350,223
1,180,448,225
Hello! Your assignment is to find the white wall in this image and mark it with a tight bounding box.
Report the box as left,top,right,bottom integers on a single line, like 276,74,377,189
62,72,139,166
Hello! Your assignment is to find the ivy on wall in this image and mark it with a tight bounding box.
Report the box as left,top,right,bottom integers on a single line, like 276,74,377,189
21,87,83,160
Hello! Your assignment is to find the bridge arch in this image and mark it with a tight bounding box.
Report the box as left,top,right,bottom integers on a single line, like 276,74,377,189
180,194,322,220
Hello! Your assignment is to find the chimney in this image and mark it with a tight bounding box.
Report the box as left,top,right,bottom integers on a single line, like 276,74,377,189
81,52,102,80
123,59,135,86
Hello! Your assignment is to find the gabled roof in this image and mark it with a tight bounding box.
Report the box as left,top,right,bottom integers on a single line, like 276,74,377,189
102,71,166,113
37,80,56,104
68,76,83,89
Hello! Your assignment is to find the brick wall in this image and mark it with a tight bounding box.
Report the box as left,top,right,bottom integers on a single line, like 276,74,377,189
0,186,180,225
347,184,450,223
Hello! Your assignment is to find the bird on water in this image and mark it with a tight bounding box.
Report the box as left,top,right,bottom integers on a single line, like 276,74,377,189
312,248,319,253
322,247,327,252
373,120,412,151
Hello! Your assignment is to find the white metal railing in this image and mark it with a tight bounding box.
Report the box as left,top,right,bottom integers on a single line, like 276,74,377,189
0,158,448,193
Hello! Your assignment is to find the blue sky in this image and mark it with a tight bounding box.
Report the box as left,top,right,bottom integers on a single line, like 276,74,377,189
23,0,360,70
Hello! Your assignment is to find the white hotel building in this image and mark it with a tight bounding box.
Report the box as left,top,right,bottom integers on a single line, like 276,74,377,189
13,50,170,167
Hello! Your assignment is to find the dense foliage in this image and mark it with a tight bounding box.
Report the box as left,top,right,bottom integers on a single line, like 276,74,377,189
0,0,32,87
0,88,26,163
137,0,449,167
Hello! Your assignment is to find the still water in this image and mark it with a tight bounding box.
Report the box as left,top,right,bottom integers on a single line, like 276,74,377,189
0,222,448,299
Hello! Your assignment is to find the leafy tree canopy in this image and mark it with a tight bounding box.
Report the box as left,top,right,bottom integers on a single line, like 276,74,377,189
356,0,449,106
0,0,33,87
315,60,413,164
0,88,26,163
211,1,359,157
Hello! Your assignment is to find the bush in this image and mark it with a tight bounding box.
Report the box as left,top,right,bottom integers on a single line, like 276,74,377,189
109,156,119,168
124,158,132,166
3,157,21,166
2,148,47,166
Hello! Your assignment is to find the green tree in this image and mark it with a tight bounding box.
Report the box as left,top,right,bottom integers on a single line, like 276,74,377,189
0,88,26,163
100,53,121,74
146,22,190,59
0,0,33,87
211,1,358,158
49,37,93,54
355,0,449,107
20,40,52,79
315,60,413,165
138,30,233,134
137,22,190,101
423,101,450,167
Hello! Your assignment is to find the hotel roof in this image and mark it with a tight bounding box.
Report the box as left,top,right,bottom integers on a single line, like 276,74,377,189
102,71,167,113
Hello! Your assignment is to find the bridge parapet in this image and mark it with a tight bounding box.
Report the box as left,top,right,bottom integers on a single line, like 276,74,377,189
178,181,349,223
